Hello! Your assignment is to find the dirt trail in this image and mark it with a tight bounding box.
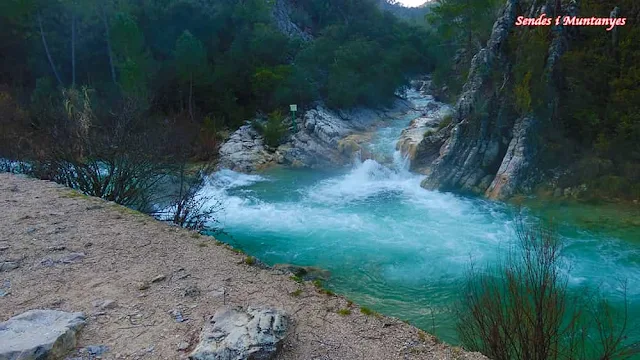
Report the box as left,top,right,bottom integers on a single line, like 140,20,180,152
0,173,486,360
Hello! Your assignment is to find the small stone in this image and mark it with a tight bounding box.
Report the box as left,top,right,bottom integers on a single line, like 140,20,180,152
84,242,93,248
61,252,85,264
0,261,19,272
26,227,37,234
177,341,189,351
48,245,67,252
83,344,109,356
151,275,166,283
0,246,8,252
0,289,9,297
92,299,117,310
169,309,187,323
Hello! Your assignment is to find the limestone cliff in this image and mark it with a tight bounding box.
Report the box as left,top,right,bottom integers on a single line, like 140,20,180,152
413,0,578,200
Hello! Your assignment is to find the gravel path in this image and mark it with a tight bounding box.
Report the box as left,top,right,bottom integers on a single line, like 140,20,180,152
0,173,487,360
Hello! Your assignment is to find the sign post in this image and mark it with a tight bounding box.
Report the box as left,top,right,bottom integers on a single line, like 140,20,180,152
290,104,298,132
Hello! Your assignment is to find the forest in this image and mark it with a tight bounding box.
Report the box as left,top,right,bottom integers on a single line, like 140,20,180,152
0,0,639,198
0,0,435,165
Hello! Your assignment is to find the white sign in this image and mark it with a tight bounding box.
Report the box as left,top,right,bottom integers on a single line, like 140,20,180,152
290,104,298,112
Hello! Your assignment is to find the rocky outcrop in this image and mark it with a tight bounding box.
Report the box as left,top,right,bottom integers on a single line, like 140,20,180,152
217,125,276,173
189,306,288,360
271,0,313,42
413,0,574,199
397,98,452,161
218,98,414,172
0,309,86,360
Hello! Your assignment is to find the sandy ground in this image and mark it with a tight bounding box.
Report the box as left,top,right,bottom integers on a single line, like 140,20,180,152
0,173,487,360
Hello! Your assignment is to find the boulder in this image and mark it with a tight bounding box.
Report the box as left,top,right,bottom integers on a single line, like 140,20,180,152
189,306,288,360
0,309,86,360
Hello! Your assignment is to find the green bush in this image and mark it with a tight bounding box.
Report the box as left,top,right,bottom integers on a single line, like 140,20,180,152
253,111,287,148
437,114,453,130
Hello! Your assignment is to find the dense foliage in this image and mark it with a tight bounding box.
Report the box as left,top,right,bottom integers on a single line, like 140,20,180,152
0,0,435,158
428,0,640,200
555,0,640,199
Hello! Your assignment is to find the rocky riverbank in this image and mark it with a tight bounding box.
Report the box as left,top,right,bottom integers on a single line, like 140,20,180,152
218,96,423,173
0,173,487,360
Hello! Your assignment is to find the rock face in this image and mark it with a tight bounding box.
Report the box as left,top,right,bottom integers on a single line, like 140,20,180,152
218,99,413,172
396,98,452,161
217,125,276,173
271,0,313,42
189,306,288,360
0,309,86,360
412,0,573,199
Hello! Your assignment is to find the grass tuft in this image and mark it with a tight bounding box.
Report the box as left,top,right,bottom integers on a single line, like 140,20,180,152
337,308,351,316
360,306,375,316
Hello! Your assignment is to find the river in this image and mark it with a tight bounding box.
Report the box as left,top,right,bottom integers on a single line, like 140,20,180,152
200,91,640,347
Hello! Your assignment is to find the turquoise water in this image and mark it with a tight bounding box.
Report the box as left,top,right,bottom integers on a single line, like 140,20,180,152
203,93,640,347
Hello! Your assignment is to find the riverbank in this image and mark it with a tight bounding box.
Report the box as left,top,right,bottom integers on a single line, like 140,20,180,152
0,173,486,360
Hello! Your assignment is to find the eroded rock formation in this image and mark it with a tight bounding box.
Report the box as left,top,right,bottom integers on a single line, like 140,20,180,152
218,99,415,172
413,0,577,199
189,306,288,360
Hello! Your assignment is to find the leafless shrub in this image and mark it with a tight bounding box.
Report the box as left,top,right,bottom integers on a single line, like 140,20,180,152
456,215,639,360
151,163,223,231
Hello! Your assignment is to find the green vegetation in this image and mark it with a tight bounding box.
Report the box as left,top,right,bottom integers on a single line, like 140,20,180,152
359,306,374,316
427,0,640,199
244,256,256,265
0,0,436,165
426,0,503,99
290,275,304,284
290,289,303,297
554,1,640,198
312,279,335,296
437,114,452,131
417,330,427,342
337,308,351,316
252,111,288,148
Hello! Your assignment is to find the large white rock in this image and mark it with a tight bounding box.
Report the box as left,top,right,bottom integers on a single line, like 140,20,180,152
0,309,86,360
189,306,288,360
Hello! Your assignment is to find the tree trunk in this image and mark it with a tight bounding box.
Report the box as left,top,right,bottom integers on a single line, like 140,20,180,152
189,72,194,121
101,5,117,84
71,13,77,87
38,12,63,87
